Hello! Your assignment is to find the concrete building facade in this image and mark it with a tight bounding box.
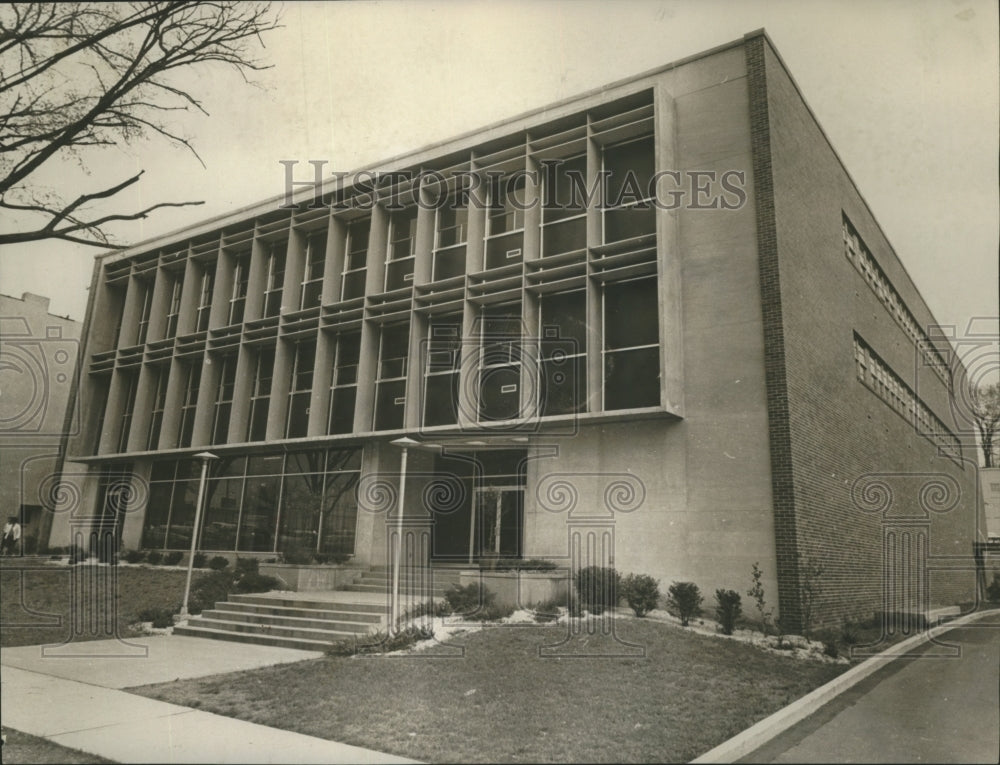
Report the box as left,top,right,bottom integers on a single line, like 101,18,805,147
52,31,983,629
0,292,81,554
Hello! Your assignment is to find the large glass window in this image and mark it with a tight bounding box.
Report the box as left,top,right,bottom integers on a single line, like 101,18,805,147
541,155,588,257
433,201,468,280
375,323,409,430
212,354,237,444
286,340,316,438
478,303,522,421
117,372,138,452
134,283,153,345
603,135,656,243
146,366,168,450
603,277,660,410
423,313,463,427
385,208,418,290
485,174,526,269
200,456,246,551
247,347,276,441
263,240,287,318
328,331,360,434
540,290,587,416
300,230,327,309
195,267,214,332
341,218,370,301
178,362,201,448
164,276,182,339
227,252,250,325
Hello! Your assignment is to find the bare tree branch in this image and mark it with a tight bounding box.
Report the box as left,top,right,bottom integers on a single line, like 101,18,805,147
0,1,280,247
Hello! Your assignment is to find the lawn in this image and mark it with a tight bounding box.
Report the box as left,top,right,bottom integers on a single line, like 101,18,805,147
131,616,848,763
0,563,205,648
0,727,113,764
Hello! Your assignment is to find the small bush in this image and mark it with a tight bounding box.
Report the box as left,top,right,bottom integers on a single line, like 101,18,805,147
666,581,703,626
282,547,315,565
399,599,451,623
145,550,163,566
574,566,621,615
188,570,234,614
986,573,1000,603
327,626,434,657
444,582,490,614
493,557,557,571
138,607,175,629
234,572,281,594
208,556,229,571
532,596,564,623
163,551,183,566
234,557,259,576
621,573,660,617
192,552,207,568
715,589,742,635
67,544,88,565
314,551,352,565
122,550,145,564
840,618,861,646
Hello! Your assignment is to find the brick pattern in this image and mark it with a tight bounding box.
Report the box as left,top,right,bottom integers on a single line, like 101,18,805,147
745,36,803,630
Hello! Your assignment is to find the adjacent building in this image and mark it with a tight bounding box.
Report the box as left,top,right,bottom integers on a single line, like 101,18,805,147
0,292,81,554
51,31,984,629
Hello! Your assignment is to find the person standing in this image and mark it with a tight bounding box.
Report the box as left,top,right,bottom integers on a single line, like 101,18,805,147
1,516,21,556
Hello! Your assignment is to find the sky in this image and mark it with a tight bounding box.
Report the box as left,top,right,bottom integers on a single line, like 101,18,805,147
1,0,997,378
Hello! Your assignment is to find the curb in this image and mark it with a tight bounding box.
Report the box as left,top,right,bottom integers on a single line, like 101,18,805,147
690,608,997,763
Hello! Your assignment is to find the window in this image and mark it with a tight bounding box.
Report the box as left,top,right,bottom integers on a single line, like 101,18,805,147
263,241,287,318
300,230,327,309
374,323,409,430
341,218,370,300
164,276,182,339
541,154,588,257
603,277,660,410
195,268,214,332
247,347,276,441
540,290,587,416
212,355,237,444
603,135,655,243
433,201,468,280
147,367,169,450
118,373,138,452
228,252,250,325
286,340,316,438
178,362,201,448
423,314,463,426
135,283,153,345
485,174,526,269
328,331,360,434
479,303,523,421
385,208,418,290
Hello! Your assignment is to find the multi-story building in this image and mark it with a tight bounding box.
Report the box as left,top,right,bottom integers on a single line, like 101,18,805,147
0,292,81,554
52,31,984,629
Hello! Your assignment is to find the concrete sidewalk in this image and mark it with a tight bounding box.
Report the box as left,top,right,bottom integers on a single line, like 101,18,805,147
1,635,418,764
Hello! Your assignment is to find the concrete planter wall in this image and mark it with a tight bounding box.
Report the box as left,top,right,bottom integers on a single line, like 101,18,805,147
458,569,570,609
258,563,364,592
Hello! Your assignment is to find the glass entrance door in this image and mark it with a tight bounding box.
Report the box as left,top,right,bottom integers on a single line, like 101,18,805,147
474,485,522,559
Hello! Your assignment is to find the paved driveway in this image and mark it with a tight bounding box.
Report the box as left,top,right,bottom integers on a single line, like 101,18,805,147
743,611,1000,763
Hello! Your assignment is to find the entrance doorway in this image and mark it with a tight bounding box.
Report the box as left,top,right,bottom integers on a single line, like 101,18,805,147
430,449,525,563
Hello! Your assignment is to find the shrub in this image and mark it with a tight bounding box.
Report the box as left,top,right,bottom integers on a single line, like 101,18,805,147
986,573,1000,603
399,599,451,623
493,557,558,572
574,566,621,615
715,589,742,635
314,551,352,565
234,572,281,594
444,582,493,614
282,547,315,565
666,581,703,626
532,596,564,623
138,607,175,629
747,562,773,635
163,551,183,566
188,570,234,614
234,557,259,576
145,550,163,566
122,550,145,564
621,573,660,617
192,552,207,568
208,556,229,571
327,626,434,657
840,618,861,646
67,544,88,565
